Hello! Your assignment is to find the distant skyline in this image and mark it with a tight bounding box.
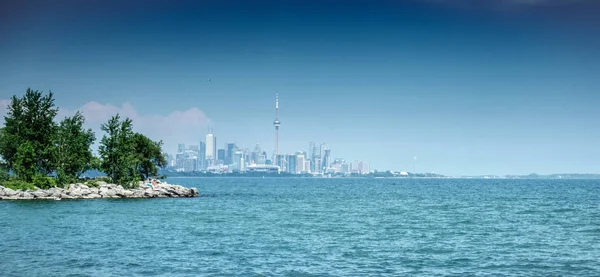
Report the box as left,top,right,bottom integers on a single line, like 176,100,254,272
1,0,599,175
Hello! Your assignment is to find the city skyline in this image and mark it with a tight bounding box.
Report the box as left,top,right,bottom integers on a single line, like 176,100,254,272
1,0,599,175
166,93,372,175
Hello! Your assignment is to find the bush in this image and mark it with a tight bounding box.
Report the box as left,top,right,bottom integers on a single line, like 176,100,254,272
32,175,57,189
85,179,100,188
56,170,76,188
1,180,37,191
96,176,111,183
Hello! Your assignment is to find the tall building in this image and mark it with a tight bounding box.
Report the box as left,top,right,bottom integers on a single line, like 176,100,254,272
296,153,305,174
226,143,235,165
309,142,316,172
232,150,244,171
358,161,370,174
323,149,331,170
217,149,225,164
251,143,261,164
276,154,285,171
198,141,206,170
287,154,297,174
177,143,186,154
206,131,217,166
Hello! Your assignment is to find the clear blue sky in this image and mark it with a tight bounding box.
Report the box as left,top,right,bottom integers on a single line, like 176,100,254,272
1,0,599,175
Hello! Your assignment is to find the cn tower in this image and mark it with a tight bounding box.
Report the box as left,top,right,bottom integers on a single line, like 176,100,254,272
273,93,281,158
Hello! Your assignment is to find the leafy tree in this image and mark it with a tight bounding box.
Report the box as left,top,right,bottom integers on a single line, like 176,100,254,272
0,88,58,175
98,114,137,187
13,142,37,182
0,164,9,182
54,111,96,183
133,133,167,180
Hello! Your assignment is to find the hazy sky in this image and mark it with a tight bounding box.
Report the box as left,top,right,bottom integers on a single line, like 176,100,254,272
1,0,599,175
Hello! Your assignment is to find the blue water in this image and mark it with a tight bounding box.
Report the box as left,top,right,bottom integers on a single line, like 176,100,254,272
1,178,600,276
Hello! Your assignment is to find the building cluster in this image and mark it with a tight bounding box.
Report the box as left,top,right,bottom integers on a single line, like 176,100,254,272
166,94,369,175
167,133,370,175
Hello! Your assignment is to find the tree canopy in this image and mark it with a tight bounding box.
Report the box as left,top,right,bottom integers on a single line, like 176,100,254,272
54,111,96,183
133,133,167,181
0,88,58,175
0,88,167,189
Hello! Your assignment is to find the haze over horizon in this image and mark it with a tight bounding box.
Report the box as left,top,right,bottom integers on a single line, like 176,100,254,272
1,0,599,176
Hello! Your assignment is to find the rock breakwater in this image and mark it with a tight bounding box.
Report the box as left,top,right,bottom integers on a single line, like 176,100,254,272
0,181,199,200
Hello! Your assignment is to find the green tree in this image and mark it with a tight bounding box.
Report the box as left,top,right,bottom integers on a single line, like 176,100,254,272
133,133,167,180
54,111,96,184
0,88,58,175
13,142,37,182
98,114,137,187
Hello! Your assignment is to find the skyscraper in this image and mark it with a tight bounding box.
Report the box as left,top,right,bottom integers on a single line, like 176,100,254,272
177,143,185,154
296,152,305,174
319,143,328,173
323,149,331,170
217,149,225,164
226,143,235,165
206,131,216,166
198,141,206,170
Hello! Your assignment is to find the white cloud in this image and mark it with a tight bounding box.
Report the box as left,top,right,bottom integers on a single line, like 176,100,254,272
1,99,211,154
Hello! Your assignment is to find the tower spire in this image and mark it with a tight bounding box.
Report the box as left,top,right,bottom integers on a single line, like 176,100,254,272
273,93,281,160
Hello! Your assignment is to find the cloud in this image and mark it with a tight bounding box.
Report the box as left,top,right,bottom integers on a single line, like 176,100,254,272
1,99,211,154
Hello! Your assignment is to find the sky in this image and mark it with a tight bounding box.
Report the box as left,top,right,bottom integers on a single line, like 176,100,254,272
1,0,599,176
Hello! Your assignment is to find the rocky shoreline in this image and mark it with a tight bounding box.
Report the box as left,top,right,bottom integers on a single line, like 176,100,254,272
0,181,199,200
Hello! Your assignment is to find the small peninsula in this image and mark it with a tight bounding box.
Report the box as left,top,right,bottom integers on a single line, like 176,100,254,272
0,180,198,200
0,88,198,198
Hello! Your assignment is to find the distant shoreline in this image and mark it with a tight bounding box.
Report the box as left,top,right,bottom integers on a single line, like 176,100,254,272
160,173,600,180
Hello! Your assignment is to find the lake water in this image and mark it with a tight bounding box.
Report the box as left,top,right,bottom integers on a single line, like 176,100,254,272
1,178,599,276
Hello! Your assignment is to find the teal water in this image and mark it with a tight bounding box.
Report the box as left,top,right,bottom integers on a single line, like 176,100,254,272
1,178,599,276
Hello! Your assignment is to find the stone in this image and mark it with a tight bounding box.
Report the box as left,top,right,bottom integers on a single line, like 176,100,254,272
1,181,198,200
20,191,34,199
83,193,101,199
3,188,18,197
31,191,49,198
99,187,116,198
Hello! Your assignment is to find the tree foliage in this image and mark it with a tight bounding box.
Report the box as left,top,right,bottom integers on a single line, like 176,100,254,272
133,133,167,180
98,114,137,187
14,142,37,182
0,88,166,189
0,88,58,174
54,111,96,183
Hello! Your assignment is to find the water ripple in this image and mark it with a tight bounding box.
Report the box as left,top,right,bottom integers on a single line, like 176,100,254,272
1,178,600,276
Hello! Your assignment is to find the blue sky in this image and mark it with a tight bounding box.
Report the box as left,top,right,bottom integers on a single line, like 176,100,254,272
1,0,599,175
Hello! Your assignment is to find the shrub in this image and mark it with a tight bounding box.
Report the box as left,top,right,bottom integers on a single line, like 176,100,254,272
32,175,57,189
96,176,111,183
2,180,37,191
85,179,100,188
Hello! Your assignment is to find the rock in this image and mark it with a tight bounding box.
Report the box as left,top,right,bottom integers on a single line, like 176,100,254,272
1,181,198,200
3,187,18,197
31,191,49,198
20,191,34,199
84,193,101,199
68,189,83,198
99,187,116,198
